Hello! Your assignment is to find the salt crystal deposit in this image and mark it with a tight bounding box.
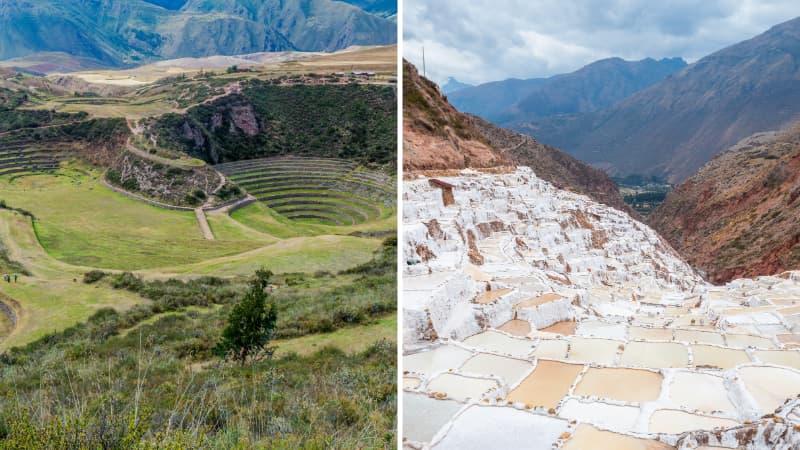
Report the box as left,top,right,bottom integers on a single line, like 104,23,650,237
402,168,800,449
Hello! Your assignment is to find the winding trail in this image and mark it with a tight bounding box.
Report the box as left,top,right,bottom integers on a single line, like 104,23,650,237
195,208,215,240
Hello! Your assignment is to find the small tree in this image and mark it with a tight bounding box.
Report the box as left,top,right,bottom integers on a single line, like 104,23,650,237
215,269,277,364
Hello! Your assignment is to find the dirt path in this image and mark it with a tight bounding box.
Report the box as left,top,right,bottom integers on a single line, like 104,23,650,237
195,208,215,240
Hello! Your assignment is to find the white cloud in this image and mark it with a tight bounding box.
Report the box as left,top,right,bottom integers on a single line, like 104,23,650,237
403,0,800,84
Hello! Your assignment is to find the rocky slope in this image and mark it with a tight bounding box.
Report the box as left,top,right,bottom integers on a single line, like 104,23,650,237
449,57,686,124
403,60,629,213
650,125,800,284
403,60,507,171
519,16,800,183
0,0,396,68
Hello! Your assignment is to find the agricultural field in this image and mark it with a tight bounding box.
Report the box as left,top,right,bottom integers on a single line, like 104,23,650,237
0,44,397,447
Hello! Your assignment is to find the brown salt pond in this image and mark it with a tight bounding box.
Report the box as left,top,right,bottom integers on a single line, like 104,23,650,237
739,366,800,415
475,287,514,304
690,345,751,369
532,339,569,359
498,319,531,337
426,373,500,402
514,293,565,309
459,353,532,386
573,367,662,402
777,333,800,348
725,333,777,349
506,360,583,409
620,342,688,368
669,372,736,414
562,424,673,450
462,330,536,357
566,337,622,365
648,409,738,434
539,320,577,336
753,349,800,369
463,263,492,282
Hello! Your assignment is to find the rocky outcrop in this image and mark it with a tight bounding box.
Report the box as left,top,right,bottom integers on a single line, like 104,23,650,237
403,61,508,171
650,125,800,284
107,151,222,208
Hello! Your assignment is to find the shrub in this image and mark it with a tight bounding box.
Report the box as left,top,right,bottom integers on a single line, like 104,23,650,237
83,270,106,284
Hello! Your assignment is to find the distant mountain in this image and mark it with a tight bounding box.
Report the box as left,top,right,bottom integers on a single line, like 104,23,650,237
440,77,473,94
449,57,686,123
403,60,630,213
0,0,396,69
650,126,800,283
339,0,397,19
517,17,800,183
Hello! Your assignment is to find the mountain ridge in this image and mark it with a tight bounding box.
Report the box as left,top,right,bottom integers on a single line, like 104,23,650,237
0,0,396,68
448,56,686,124
516,16,800,183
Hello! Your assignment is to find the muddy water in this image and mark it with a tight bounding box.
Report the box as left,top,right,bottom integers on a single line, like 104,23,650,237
506,360,583,409
620,342,688,368
690,345,751,369
648,409,738,434
426,373,500,402
403,393,463,443
739,366,800,414
463,330,536,357
753,350,800,369
532,339,569,359
539,320,577,336
514,293,565,309
404,345,474,375
669,372,736,414
498,319,532,337
475,287,514,304
573,367,662,402
563,424,673,450
566,337,622,365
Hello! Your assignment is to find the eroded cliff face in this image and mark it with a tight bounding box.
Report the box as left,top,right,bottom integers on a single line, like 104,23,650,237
403,61,508,172
650,126,800,284
402,168,800,450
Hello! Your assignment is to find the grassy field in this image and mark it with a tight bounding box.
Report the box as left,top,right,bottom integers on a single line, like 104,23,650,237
230,201,396,238
275,314,396,356
0,163,394,347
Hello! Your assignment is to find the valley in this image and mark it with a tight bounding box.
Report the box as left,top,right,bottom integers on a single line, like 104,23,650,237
0,45,397,447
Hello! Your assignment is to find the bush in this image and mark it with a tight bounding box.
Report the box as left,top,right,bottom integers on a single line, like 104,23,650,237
83,270,106,284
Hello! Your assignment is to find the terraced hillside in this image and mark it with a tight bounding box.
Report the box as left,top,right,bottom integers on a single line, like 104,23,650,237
0,137,66,178
217,156,395,226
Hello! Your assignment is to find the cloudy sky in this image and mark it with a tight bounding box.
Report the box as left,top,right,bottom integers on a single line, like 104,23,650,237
404,0,800,85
